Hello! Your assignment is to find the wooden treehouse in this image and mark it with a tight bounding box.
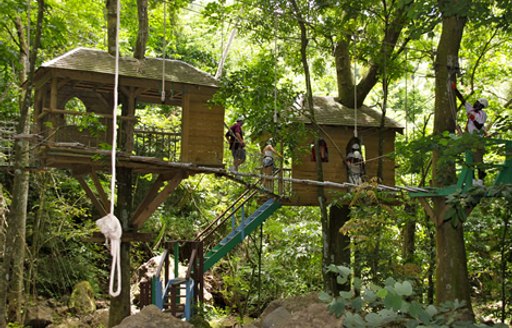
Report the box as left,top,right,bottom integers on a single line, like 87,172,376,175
287,96,403,206
28,48,406,319
32,47,224,225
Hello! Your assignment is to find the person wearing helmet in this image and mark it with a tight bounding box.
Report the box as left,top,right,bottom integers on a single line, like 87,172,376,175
451,83,488,185
226,116,246,172
345,137,365,185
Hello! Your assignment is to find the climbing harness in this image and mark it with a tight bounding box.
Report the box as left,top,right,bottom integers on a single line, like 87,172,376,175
96,0,122,298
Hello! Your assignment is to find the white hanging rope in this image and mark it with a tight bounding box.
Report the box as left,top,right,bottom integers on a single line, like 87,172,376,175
273,11,278,124
96,0,122,298
353,34,358,138
161,0,167,102
404,49,408,142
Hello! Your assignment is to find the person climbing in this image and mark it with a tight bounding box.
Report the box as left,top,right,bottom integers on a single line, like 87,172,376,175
452,82,488,185
345,137,365,185
261,138,282,191
226,116,246,172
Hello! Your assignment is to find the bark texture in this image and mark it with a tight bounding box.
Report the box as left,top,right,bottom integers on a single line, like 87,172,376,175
0,1,44,325
432,9,474,320
133,0,148,59
106,0,118,56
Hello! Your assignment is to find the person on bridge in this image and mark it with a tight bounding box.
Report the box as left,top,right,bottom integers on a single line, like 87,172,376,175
261,138,282,192
226,116,246,172
452,82,488,185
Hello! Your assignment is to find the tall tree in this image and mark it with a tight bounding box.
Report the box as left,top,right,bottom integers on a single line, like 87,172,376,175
431,0,473,320
133,0,148,59
327,0,437,108
0,0,44,325
106,0,118,56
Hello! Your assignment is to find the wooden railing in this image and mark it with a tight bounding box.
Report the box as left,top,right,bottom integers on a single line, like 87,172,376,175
0,121,17,166
38,108,182,162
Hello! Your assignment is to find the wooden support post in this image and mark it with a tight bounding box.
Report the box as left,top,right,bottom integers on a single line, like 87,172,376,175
75,175,108,216
91,171,111,211
131,171,185,228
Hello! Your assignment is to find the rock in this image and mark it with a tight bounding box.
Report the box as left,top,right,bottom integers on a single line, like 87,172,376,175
113,304,194,328
255,293,344,328
47,317,80,328
25,301,55,328
68,281,96,315
80,308,109,327
262,306,291,328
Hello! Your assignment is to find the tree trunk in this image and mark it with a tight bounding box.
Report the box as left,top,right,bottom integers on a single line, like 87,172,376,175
401,205,416,263
108,168,132,327
108,96,135,326
432,10,473,320
0,1,44,325
133,0,148,59
290,0,331,292
106,0,118,56
327,205,351,293
333,4,409,108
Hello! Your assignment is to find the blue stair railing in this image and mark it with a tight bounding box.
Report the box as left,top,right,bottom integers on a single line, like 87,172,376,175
151,241,203,321
148,184,282,320
201,198,281,271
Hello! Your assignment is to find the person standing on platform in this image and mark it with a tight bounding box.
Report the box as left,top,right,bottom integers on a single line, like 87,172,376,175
452,83,488,185
261,138,282,191
226,116,246,172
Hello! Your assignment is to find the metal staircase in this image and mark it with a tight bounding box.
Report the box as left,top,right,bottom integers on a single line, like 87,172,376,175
144,187,281,319
202,198,281,271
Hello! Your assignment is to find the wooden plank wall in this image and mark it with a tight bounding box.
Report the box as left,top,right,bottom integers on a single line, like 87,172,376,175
181,88,225,166
291,125,397,206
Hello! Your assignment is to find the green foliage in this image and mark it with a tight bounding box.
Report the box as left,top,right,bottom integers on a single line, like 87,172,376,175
209,205,323,316
322,266,508,327
213,51,298,144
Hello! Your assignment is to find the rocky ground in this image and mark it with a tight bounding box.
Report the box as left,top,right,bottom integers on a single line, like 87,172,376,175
26,288,341,328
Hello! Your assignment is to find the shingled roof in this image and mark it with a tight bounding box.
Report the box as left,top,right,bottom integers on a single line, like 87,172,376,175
40,47,219,88
295,96,403,130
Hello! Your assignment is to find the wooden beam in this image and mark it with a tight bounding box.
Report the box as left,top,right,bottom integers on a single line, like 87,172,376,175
131,171,185,228
91,170,110,211
87,231,155,243
418,198,435,224
75,175,108,216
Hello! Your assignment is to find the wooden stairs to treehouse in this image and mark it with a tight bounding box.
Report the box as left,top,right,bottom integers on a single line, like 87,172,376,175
141,187,282,319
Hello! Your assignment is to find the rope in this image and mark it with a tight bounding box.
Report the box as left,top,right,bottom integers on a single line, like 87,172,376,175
353,34,358,138
273,11,278,125
161,0,167,103
96,0,122,298
404,49,408,143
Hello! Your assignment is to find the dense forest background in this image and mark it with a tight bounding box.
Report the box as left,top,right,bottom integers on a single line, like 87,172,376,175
1,0,512,327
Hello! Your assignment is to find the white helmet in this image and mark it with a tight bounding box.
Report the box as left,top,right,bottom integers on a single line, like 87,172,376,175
477,98,488,108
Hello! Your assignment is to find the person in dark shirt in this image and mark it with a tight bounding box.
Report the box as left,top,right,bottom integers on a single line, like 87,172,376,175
226,117,246,172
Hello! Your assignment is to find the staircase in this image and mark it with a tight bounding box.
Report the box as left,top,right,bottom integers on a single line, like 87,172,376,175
146,190,281,319
203,198,281,271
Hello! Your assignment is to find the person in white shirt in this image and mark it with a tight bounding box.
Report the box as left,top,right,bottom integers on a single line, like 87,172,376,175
261,138,282,191
452,83,488,185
